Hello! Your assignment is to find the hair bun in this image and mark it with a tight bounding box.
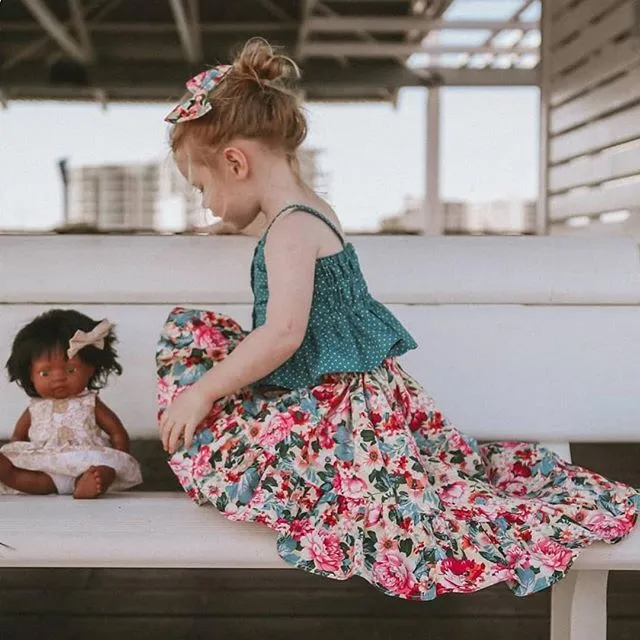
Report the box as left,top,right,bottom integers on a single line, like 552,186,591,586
232,37,300,87
169,37,308,158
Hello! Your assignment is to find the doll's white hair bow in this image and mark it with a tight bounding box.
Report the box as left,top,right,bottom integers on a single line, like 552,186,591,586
67,319,113,359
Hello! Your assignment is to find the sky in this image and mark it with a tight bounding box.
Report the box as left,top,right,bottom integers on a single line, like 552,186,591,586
0,87,539,232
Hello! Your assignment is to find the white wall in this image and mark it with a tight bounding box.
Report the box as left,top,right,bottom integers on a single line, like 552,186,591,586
543,0,640,229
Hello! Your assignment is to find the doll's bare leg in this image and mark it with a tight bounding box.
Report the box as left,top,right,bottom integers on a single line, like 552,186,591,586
73,465,116,499
0,453,57,495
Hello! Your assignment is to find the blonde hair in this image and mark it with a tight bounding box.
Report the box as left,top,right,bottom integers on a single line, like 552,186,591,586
169,38,307,164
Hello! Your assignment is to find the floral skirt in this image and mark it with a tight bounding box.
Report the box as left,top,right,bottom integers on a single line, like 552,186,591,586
157,307,639,601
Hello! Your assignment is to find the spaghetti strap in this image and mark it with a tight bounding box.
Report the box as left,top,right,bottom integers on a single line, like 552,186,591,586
263,204,345,246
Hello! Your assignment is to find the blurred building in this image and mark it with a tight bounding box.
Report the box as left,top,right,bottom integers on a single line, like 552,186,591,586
67,147,327,232
380,197,537,235
68,163,159,230
550,210,640,239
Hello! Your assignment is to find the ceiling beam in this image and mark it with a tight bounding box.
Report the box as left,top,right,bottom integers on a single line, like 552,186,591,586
296,0,318,59
20,0,92,63
69,0,95,62
1,61,538,97
482,0,537,48
307,17,539,32
188,0,202,62
255,0,292,23
168,0,202,63
4,0,118,72
304,2,349,66
1,21,297,33
469,0,538,70
302,42,537,58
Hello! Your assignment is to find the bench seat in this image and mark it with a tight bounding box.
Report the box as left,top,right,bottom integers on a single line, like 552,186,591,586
1,492,638,572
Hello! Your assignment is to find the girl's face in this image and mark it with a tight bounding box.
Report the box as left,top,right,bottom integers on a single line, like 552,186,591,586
176,145,261,231
31,350,94,399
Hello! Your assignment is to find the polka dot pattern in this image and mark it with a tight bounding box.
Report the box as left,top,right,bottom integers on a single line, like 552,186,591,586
251,204,417,389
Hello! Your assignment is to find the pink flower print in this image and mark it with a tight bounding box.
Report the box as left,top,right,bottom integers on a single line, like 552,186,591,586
246,422,262,443
372,551,416,596
530,539,574,572
386,412,404,433
317,419,334,450
583,512,632,539
288,518,315,541
301,529,343,573
185,487,200,501
501,480,529,497
440,481,466,504
505,545,530,569
345,476,367,498
451,507,475,522
409,410,429,432
192,323,228,352
447,429,474,456
474,502,502,521
156,376,176,407
260,413,295,448
169,453,193,478
163,322,183,343
438,558,485,592
379,535,398,552
511,461,532,478
192,444,213,479
365,504,383,527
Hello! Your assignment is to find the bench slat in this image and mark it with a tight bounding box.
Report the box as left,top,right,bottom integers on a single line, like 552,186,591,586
1,493,637,571
3,304,640,442
1,236,639,305
0,493,286,569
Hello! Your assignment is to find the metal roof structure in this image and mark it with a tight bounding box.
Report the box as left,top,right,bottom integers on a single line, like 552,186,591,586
0,0,540,104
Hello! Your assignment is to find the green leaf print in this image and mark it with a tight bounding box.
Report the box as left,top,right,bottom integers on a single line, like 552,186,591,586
216,493,229,511
399,538,414,557
361,429,376,443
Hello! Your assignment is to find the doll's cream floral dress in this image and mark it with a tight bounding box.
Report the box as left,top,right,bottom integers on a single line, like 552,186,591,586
0,390,142,494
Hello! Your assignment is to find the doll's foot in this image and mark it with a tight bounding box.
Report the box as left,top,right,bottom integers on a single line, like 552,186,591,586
73,465,116,499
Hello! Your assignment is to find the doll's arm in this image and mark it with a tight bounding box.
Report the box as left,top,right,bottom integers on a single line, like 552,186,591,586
10,410,31,442
95,398,130,453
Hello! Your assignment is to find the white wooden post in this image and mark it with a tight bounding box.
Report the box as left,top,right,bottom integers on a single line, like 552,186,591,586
536,0,552,235
551,571,610,640
424,86,443,235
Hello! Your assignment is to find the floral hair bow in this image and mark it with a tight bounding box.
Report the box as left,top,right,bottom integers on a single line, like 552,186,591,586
165,65,232,124
67,319,112,359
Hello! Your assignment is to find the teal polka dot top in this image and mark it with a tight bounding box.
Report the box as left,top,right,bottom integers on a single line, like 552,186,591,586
251,204,417,390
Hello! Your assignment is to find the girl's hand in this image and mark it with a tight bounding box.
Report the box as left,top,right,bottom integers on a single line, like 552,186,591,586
159,385,213,454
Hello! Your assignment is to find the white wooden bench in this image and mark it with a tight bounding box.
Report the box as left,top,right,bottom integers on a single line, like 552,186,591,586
1,234,639,640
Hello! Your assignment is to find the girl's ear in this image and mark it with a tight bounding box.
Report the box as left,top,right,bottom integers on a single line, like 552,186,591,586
222,146,249,179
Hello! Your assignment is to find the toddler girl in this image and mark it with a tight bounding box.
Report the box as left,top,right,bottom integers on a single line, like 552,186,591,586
157,39,638,600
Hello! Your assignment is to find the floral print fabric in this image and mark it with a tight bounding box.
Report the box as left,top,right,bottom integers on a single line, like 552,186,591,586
157,307,639,600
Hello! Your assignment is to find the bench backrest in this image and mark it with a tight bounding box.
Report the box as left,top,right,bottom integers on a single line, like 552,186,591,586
1,235,639,443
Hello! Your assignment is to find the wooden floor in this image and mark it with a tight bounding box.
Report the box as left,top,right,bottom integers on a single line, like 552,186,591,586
1,441,639,640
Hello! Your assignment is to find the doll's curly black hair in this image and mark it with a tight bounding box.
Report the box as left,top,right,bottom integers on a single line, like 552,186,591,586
6,309,123,398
